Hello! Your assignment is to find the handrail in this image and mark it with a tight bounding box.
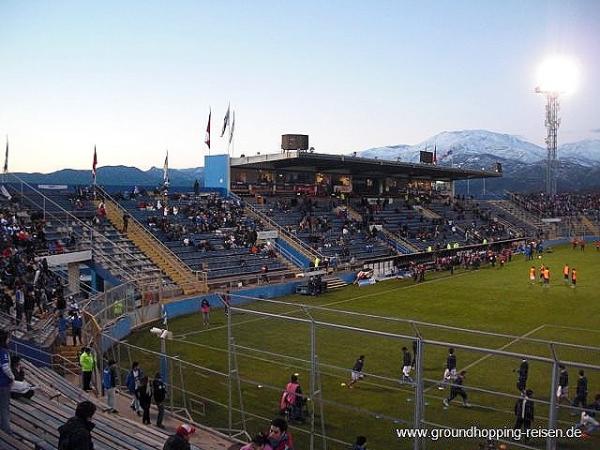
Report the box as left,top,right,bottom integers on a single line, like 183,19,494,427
241,199,325,261
271,239,305,269
346,203,421,254
97,187,208,287
4,176,154,283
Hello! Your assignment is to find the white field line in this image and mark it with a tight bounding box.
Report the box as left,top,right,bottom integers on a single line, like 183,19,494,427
541,324,600,334
178,270,474,339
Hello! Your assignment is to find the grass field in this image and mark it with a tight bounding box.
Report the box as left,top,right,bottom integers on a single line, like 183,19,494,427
123,245,600,450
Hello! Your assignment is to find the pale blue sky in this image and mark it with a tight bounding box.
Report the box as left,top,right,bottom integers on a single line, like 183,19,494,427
1,0,599,172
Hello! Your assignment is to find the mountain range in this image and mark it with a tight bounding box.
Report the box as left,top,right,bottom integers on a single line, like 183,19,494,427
358,130,600,193
9,166,204,188
5,130,600,193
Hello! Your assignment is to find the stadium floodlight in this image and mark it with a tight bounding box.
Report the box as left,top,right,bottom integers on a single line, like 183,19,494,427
536,55,579,95
150,327,173,340
535,55,579,195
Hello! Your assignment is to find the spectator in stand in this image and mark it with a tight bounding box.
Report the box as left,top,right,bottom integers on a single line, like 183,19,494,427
267,418,294,450
23,288,35,331
0,330,14,434
71,311,83,346
58,401,97,450
163,423,196,450
153,372,167,428
241,434,272,450
79,347,95,392
137,375,153,425
126,361,144,415
14,284,24,328
102,359,118,413
572,370,588,413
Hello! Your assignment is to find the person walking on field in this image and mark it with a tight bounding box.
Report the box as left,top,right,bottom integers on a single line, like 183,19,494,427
401,347,413,383
443,370,471,408
571,268,577,288
514,389,535,442
200,299,211,327
347,355,365,388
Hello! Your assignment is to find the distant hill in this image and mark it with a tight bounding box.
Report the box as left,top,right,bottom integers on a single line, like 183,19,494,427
357,130,600,193
10,166,204,188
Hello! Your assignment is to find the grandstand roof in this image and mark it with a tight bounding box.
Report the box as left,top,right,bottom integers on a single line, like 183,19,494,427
230,151,501,181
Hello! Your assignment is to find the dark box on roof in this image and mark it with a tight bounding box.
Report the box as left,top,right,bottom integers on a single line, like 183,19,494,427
282,134,309,151
419,151,434,164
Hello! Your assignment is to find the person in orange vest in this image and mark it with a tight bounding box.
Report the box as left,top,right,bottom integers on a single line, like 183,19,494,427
595,241,600,251
543,267,550,286
571,268,577,288
529,266,536,285
563,264,570,284
539,264,545,284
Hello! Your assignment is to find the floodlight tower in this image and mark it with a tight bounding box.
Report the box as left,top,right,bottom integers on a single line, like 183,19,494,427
535,87,560,195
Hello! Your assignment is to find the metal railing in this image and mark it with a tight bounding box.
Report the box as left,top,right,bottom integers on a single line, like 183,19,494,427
96,187,208,290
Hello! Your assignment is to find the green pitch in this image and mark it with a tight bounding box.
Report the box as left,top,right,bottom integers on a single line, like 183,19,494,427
125,245,600,449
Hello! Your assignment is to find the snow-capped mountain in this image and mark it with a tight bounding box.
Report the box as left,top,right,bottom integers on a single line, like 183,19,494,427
358,130,547,165
356,130,600,192
556,139,600,166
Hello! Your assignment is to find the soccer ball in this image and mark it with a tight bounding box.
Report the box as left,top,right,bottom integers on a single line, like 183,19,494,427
340,382,347,387
538,255,542,259
257,385,263,389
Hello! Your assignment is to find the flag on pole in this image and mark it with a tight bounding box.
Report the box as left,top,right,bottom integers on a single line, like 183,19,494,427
204,109,211,150
220,103,230,137
3,137,8,173
433,144,437,165
92,146,98,184
163,150,169,186
228,110,235,144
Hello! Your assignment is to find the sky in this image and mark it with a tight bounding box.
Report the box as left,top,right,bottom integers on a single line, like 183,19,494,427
1,0,599,172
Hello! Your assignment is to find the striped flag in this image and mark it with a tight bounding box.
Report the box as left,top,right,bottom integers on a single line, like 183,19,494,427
204,109,211,150
92,146,97,184
220,103,230,137
3,137,8,173
228,110,235,144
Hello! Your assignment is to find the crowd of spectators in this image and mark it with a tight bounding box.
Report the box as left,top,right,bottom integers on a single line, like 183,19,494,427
0,205,73,333
512,192,600,219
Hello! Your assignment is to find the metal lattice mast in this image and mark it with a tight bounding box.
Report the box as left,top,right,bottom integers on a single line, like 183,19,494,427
536,88,561,195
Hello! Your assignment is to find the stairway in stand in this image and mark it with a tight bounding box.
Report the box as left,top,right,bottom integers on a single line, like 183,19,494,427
54,345,82,376
103,199,208,295
323,274,348,290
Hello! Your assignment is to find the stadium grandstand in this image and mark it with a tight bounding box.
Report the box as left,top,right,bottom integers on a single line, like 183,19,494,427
1,146,599,450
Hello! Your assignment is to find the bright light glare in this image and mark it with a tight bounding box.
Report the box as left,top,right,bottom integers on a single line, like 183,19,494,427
536,55,579,94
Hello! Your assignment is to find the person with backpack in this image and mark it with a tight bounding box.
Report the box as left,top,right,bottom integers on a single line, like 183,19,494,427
153,372,167,428
137,375,152,425
126,361,144,415
57,400,96,450
279,374,304,423
102,360,118,413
